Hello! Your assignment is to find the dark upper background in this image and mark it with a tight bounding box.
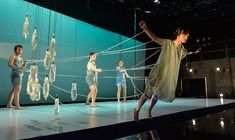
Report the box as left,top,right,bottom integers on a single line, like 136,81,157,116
25,0,235,61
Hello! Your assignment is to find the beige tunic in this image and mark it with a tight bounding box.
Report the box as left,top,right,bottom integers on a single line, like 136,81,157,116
145,39,187,102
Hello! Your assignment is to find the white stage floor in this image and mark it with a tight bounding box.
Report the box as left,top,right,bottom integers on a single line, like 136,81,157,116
0,98,235,140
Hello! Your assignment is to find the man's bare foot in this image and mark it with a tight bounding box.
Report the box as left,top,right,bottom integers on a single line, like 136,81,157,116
85,102,90,105
15,106,24,110
91,104,96,107
147,109,153,119
134,108,140,122
7,104,15,108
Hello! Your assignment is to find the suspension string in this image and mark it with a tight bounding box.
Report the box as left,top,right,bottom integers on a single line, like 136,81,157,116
53,12,57,34
129,77,144,94
102,64,154,72
99,40,153,55
57,42,156,62
47,10,52,46
97,31,144,55
99,47,159,56
25,42,155,64
24,30,155,101
56,41,151,63
37,75,143,100
28,70,144,116
131,49,161,68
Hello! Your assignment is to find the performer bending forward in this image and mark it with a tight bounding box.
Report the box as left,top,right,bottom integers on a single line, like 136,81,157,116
134,21,199,121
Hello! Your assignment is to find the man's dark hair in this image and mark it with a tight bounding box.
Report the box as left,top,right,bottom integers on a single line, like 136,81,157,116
117,60,123,66
172,27,189,40
89,52,95,60
14,44,23,53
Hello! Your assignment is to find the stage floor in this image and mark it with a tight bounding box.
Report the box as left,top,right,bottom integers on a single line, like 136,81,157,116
0,98,235,140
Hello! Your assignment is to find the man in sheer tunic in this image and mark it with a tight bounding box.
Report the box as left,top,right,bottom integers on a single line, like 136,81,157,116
134,21,199,122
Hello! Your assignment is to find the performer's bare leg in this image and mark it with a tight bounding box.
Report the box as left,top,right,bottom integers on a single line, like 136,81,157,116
116,85,121,103
148,94,158,119
90,85,97,107
7,89,15,108
86,92,91,105
14,85,23,110
123,84,127,102
134,94,148,122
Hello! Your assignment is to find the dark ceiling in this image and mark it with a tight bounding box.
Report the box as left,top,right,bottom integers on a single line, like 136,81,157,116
25,0,235,58
24,0,235,71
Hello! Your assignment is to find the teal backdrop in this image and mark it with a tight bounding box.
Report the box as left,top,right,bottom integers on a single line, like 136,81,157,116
0,0,145,106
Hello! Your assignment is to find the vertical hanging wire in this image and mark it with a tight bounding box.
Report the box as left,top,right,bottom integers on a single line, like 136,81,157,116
52,0,57,36
36,6,40,60
133,7,138,99
74,21,78,73
53,12,57,35
27,3,29,13
37,6,42,60
58,14,62,63
119,35,122,60
31,5,35,59
38,7,43,62
32,5,37,60
48,10,52,47
54,12,57,63
45,10,52,75
52,1,58,91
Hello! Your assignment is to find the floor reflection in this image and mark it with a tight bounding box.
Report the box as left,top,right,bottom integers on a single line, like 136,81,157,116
7,109,19,140
118,129,160,140
24,115,65,134
136,129,160,140
88,108,97,127
0,99,234,140
120,109,235,140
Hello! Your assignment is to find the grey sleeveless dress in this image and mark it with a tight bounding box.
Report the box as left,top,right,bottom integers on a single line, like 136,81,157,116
86,61,97,87
144,39,187,102
11,55,24,87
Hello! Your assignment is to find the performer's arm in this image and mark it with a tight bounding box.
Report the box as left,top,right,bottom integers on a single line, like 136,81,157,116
125,71,131,78
8,56,20,69
139,20,163,46
88,62,102,73
22,60,27,67
187,48,201,55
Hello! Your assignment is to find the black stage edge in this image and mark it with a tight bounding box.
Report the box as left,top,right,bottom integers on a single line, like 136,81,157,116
23,102,235,140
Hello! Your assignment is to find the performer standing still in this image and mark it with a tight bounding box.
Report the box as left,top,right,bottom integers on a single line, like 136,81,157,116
7,44,26,110
116,60,130,103
85,52,102,107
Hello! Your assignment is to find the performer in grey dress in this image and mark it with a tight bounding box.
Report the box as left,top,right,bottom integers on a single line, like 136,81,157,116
134,21,200,122
7,44,26,110
85,52,102,107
